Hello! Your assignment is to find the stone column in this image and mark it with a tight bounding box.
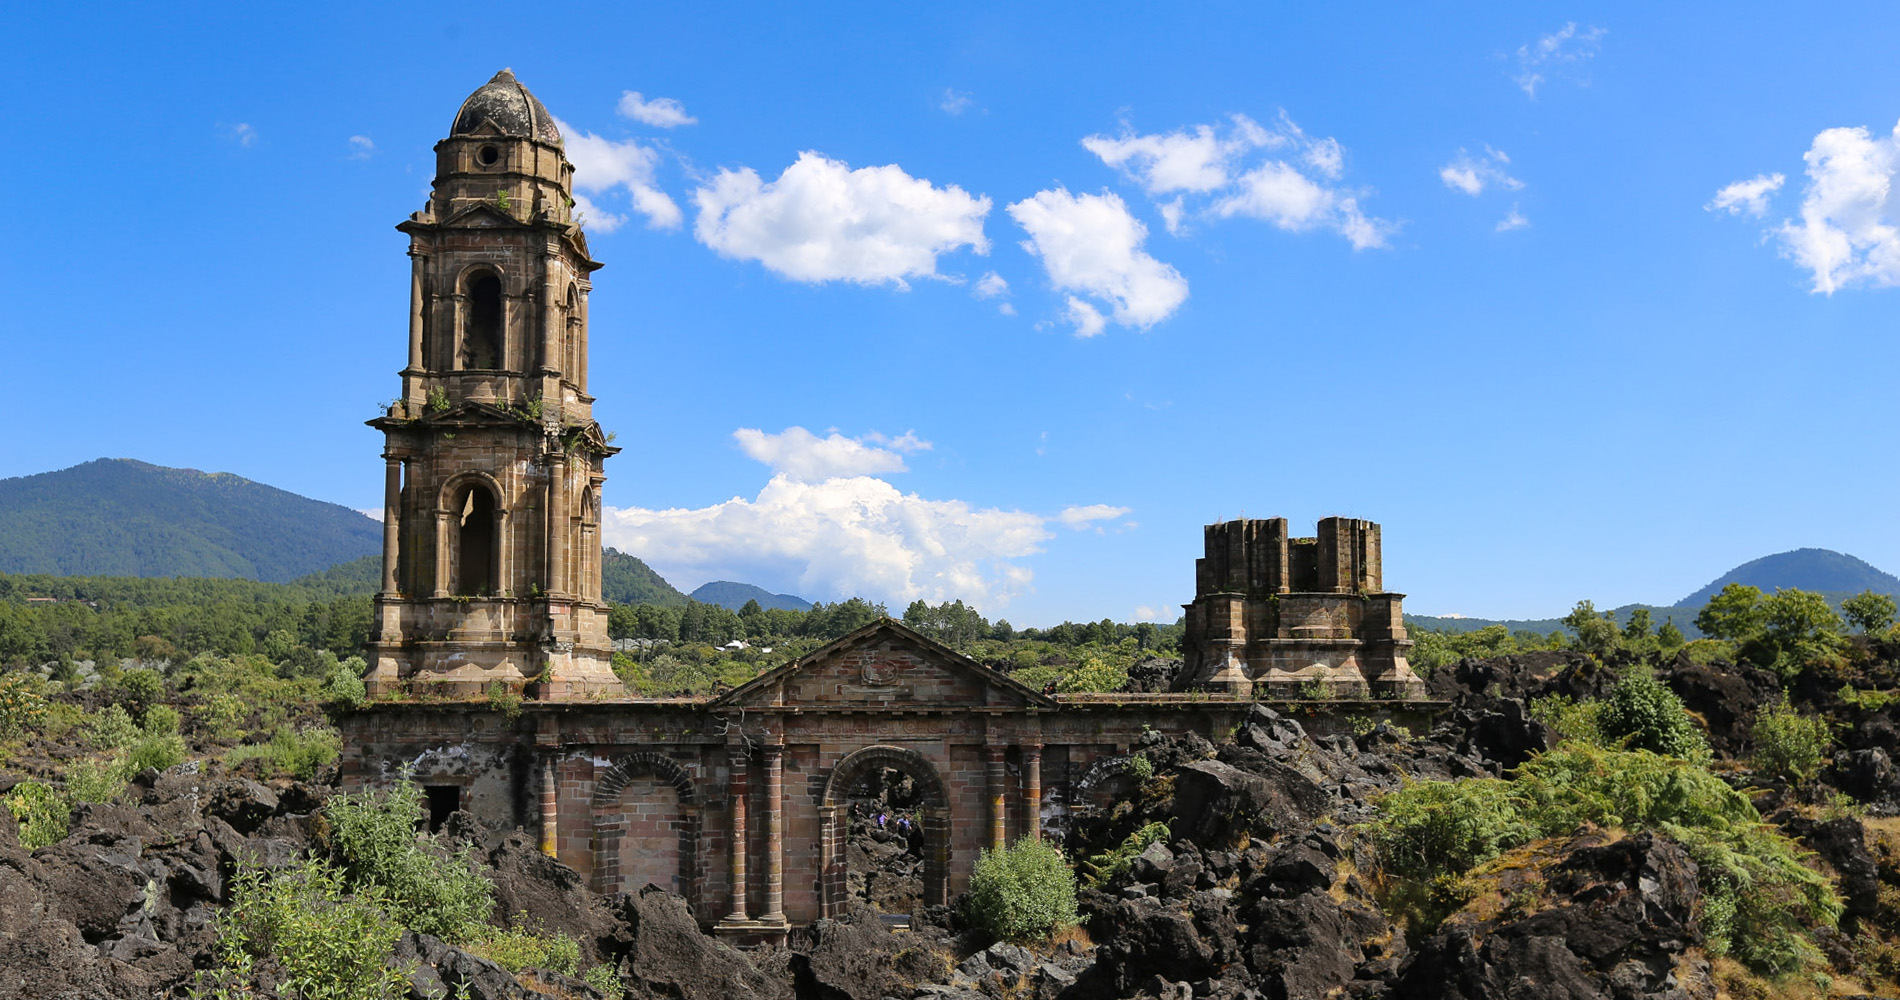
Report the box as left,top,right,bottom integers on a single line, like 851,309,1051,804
762,739,785,923
986,747,1008,852
380,457,402,595
726,746,751,922
407,252,426,370
546,453,568,596
539,754,558,857
432,510,451,598
1022,744,1042,842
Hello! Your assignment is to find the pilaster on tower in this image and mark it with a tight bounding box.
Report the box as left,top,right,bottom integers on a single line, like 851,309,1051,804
363,70,624,702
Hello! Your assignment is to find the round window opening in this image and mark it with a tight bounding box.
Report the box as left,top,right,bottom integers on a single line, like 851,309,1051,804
477,145,500,166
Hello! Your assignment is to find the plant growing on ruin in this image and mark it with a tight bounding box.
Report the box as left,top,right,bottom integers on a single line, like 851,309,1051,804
1081,820,1172,887
963,837,1080,943
427,386,449,413
1123,753,1154,782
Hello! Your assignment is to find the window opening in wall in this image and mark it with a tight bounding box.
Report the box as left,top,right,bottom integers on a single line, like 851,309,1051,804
477,144,500,166
465,273,503,369
424,785,461,832
454,487,498,595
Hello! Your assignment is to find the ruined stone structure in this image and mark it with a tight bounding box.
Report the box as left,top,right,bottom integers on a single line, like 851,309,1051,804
364,70,623,700
340,74,1445,947
1180,517,1426,698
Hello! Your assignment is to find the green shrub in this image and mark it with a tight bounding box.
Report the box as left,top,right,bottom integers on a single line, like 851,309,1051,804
142,703,181,736
1527,693,1603,746
2,780,68,849
1124,753,1154,782
963,837,1080,942
125,730,187,774
1750,695,1831,784
323,658,368,710
324,779,493,942
1597,667,1709,762
230,726,342,781
583,963,622,997
195,693,251,735
117,667,165,710
469,922,581,976
1362,777,1530,882
66,757,128,804
192,857,409,1000
1057,655,1127,693
88,704,142,751
0,675,49,737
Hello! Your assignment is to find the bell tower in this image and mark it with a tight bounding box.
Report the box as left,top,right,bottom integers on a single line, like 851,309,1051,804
364,69,624,700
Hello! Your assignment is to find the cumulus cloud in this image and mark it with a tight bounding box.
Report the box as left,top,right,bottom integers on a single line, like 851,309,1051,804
616,91,696,128
1085,113,1392,246
1706,172,1785,218
693,152,991,286
940,89,974,116
1773,122,1900,293
732,427,930,480
347,135,375,160
1496,205,1530,232
222,122,257,147
1513,23,1607,98
553,116,682,232
974,271,1009,299
1056,504,1132,530
1439,146,1522,196
1008,188,1189,336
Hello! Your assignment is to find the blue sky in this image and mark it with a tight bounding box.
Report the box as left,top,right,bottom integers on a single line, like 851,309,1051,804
5,3,1899,624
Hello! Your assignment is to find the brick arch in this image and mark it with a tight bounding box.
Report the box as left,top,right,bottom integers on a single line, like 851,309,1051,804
818,745,950,917
590,752,700,905
1070,753,1137,812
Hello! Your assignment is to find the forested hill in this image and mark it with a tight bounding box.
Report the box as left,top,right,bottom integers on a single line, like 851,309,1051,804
0,459,380,583
689,580,812,612
602,549,689,606
1675,548,1900,608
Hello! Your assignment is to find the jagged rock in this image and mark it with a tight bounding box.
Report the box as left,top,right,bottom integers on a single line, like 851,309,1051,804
1172,759,1327,848
207,779,279,835
786,907,942,1000
32,834,147,944
1393,831,1706,1000
485,831,617,964
1663,658,1778,758
1781,816,1881,931
608,886,787,1000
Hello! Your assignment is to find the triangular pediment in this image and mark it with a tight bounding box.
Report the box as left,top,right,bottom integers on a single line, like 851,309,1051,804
711,619,1053,711
443,202,522,229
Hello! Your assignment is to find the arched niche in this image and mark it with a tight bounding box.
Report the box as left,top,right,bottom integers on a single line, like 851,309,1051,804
459,267,505,370
589,752,700,905
818,745,950,918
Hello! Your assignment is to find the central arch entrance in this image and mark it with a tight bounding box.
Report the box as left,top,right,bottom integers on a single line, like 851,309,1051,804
819,745,949,919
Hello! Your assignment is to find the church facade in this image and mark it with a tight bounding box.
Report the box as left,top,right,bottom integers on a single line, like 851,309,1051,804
340,72,1442,944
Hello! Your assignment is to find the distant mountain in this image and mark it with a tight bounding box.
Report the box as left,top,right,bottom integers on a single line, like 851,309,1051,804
0,459,381,583
1675,548,1900,608
1408,604,1702,639
602,548,688,606
689,580,812,612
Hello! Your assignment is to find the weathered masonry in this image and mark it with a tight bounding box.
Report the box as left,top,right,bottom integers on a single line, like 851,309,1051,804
342,72,1444,946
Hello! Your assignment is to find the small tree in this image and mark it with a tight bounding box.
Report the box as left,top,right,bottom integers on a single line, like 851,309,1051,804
1624,608,1653,641
1657,618,1686,650
1753,589,1843,679
1563,601,1623,657
1597,666,1709,762
1841,590,1897,636
1695,583,1765,641
963,837,1080,943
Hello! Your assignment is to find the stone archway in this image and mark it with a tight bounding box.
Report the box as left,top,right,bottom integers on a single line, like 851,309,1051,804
590,752,699,904
818,745,950,918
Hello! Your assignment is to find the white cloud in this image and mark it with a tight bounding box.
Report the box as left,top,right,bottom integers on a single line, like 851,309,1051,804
357,507,384,522
553,116,682,231
1134,605,1164,622
1774,121,1900,294
1439,146,1522,196
1706,172,1785,218
1496,205,1530,231
974,271,1009,299
1056,504,1132,530
347,135,375,160
732,427,928,480
693,152,991,287
1087,113,1392,247
1514,23,1607,98
940,89,974,116
616,91,696,128
1008,188,1189,336
223,123,257,147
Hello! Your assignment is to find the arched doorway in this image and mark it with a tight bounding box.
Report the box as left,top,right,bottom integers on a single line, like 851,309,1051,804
819,745,949,919
590,753,700,904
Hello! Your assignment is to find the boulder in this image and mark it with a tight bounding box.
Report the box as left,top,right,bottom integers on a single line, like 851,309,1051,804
607,886,787,1000
1172,759,1327,848
484,831,618,963
206,779,279,835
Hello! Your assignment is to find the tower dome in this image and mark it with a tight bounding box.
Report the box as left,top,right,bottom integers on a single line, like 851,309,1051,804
451,68,562,147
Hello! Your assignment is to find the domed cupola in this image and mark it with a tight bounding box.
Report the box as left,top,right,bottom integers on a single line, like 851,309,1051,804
451,68,563,147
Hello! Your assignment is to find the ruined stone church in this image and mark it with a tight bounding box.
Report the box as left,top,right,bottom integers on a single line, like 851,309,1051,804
341,71,1435,944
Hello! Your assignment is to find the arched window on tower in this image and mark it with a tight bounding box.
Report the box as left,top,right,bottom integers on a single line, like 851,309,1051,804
464,272,504,370
452,484,499,596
